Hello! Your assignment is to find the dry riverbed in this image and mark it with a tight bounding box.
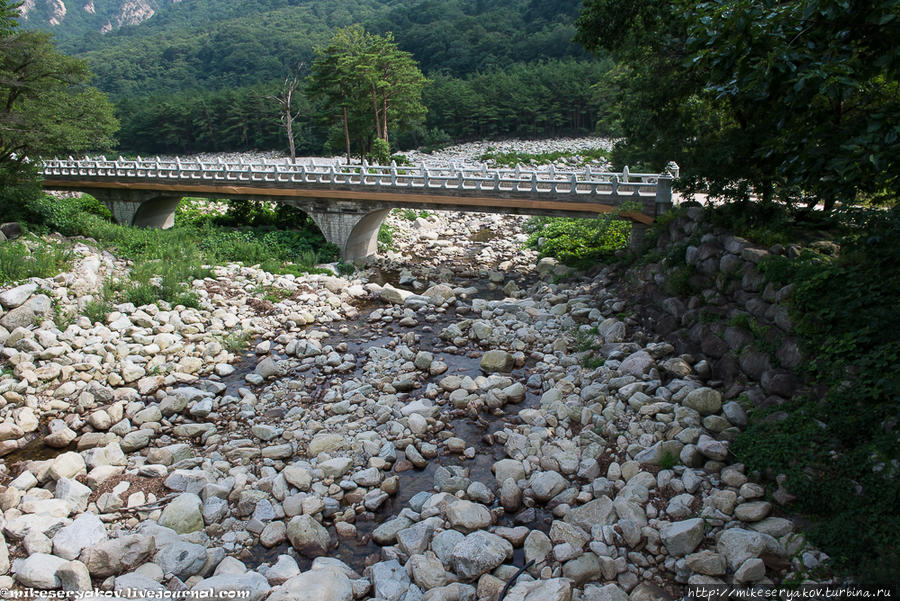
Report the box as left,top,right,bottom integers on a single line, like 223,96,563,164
0,141,831,600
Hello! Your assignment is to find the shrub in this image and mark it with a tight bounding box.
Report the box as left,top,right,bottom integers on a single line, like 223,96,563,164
525,214,630,269
378,222,395,251
370,138,392,165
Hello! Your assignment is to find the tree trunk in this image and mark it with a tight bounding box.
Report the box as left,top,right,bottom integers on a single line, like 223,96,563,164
285,115,295,163
382,94,389,142
371,86,382,141
343,104,351,163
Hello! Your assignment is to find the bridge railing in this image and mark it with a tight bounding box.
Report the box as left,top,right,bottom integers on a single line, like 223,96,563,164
40,157,676,203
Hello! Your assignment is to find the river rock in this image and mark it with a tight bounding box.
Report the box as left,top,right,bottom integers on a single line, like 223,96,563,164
451,531,513,580
505,578,572,601
660,518,705,556
530,470,567,503
81,534,156,577
480,350,514,372
370,559,410,601
52,512,107,560
154,540,208,579
286,515,330,556
13,553,68,589
445,499,492,532
683,387,722,415
0,283,37,309
565,495,616,530
192,572,271,601
717,528,768,570
158,493,204,534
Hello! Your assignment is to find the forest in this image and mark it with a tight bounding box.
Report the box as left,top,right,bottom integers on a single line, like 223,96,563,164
25,0,594,155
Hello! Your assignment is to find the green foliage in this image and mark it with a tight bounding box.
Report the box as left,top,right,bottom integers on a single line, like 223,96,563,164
82,277,122,325
0,27,117,166
423,59,611,143
335,261,355,276
664,264,694,297
525,214,630,269
307,25,426,161
22,0,600,155
220,329,252,353
658,450,678,471
377,222,395,251
4,188,338,313
397,208,431,221
576,0,900,209
0,236,72,284
370,138,391,165
478,146,609,167
732,206,900,583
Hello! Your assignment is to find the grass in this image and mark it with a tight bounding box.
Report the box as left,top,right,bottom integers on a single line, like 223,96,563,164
478,147,610,167
221,329,252,352
378,222,396,251
0,187,339,317
0,236,72,285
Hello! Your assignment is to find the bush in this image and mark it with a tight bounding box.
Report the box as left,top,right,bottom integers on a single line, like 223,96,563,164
732,205,900,584
524,215,630,269
370,138,392,165
378,222,395,251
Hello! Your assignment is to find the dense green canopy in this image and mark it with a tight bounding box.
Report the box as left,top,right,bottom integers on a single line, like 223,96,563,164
576,0,900,209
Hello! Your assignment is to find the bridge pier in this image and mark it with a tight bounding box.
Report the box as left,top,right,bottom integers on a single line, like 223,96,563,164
306,207,392,264
87,190,182,229
628,176,674,252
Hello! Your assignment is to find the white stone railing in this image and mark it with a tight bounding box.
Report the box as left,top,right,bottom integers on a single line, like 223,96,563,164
41,157,678,202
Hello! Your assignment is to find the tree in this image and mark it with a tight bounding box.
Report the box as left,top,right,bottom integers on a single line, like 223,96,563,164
0,9,118,169
575,0,900,210
307,25,425,163
267,63,305,163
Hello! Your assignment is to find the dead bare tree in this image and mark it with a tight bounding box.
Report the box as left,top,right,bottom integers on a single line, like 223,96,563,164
267,63,305,163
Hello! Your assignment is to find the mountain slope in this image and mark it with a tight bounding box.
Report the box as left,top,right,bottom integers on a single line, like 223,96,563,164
19,0,179,38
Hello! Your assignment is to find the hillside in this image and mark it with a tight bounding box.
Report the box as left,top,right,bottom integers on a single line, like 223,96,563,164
31,0,587,97
20,0,598,154
18,0,179,38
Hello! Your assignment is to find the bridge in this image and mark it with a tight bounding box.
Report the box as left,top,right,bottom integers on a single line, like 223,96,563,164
39,157,678,262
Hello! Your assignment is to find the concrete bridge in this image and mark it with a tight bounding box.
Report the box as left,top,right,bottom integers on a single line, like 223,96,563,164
39,157,678,262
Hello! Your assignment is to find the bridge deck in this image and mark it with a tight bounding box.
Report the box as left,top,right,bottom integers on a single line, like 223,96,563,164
40,157,676,224
38,156,677,260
